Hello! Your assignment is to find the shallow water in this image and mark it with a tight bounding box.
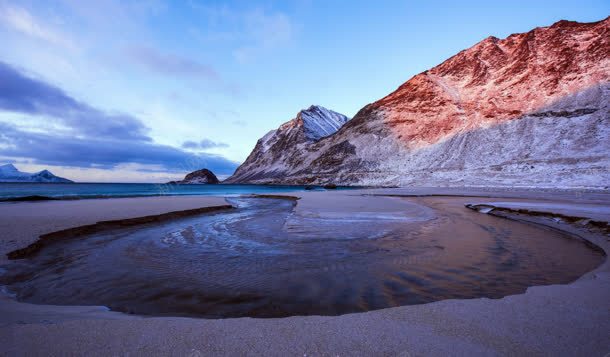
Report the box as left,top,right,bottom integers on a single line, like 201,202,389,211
1,197,604,318
0,182,335,201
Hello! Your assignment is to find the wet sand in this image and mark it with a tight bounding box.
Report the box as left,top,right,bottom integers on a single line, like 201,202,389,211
0,195,228,265
1,188,609,355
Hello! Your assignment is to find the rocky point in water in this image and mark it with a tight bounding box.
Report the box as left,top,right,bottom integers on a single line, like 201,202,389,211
168,169,220,184
227,18,610,188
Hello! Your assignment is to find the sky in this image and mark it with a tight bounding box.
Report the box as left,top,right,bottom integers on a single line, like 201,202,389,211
0,0,608,182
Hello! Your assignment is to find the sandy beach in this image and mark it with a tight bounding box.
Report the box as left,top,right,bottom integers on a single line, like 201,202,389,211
1,188,609,356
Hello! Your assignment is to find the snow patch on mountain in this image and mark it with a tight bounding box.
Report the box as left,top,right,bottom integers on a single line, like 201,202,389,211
300,105,350,141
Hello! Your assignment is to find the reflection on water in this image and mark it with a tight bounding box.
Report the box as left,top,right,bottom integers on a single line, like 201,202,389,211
1,197,604,318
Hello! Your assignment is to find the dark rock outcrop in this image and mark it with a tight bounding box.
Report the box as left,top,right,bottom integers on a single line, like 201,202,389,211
168,169,219,184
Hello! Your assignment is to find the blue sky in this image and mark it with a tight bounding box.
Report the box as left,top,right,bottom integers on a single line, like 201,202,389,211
0,0,607,182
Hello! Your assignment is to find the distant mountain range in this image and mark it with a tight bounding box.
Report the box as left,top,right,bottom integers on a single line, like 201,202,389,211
0,164,73,183
226,18,609,188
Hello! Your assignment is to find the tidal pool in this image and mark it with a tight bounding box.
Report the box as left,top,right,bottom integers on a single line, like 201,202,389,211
1,197,604,318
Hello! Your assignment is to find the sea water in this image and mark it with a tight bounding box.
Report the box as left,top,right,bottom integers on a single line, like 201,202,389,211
0,182,332,201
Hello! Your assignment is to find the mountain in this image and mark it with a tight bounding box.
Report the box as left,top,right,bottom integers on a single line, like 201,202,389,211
228,18,610,188
0,164,73,183
168,168,220,184
225,105,349,183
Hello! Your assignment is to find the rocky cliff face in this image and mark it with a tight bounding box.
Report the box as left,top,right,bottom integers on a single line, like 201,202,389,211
229,18,610,188
225,105,349,183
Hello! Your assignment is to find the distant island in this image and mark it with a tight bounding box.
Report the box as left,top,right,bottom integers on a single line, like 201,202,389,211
0,164,73,183
167,168,219,185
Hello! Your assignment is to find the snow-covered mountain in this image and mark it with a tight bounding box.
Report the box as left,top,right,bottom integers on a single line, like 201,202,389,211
299,105,350,140
228,18,610,188
225,105,349,183
0,164,73,183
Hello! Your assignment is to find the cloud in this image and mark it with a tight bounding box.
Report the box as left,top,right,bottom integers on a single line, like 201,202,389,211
125,45,219,80
0,122,237,174
188,5,294,63
57,0,166,40
0,61,238,175
0,61,149,141
0,3,75,49
234,9,293,63
182,139,229,150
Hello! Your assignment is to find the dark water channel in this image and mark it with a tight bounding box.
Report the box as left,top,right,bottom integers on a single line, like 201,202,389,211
1,197,603,318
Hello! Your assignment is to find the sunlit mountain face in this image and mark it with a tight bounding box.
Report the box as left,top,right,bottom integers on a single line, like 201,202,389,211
228,18,609,188
375,19,609,148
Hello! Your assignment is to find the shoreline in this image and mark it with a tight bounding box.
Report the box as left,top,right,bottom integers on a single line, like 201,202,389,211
1,183,608,203
0,182,359,203
1,188,609,355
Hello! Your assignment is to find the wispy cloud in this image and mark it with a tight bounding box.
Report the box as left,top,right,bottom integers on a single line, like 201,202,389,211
189,4,295,63
182,139,229,150
0,61,238,175
234,9,294,63
58,0,166,38
0,3,76,49
124,45,220,80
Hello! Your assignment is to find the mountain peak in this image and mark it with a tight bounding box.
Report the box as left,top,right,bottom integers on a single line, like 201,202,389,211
300,104,333,114
34,170,54,177
225,105,350,183
303,104,329,112
296,105,350,141
0,163,18,172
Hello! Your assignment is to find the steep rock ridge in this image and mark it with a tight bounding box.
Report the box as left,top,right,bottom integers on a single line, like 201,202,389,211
225,106,349,182
0,164,73,183
231,17,610,187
